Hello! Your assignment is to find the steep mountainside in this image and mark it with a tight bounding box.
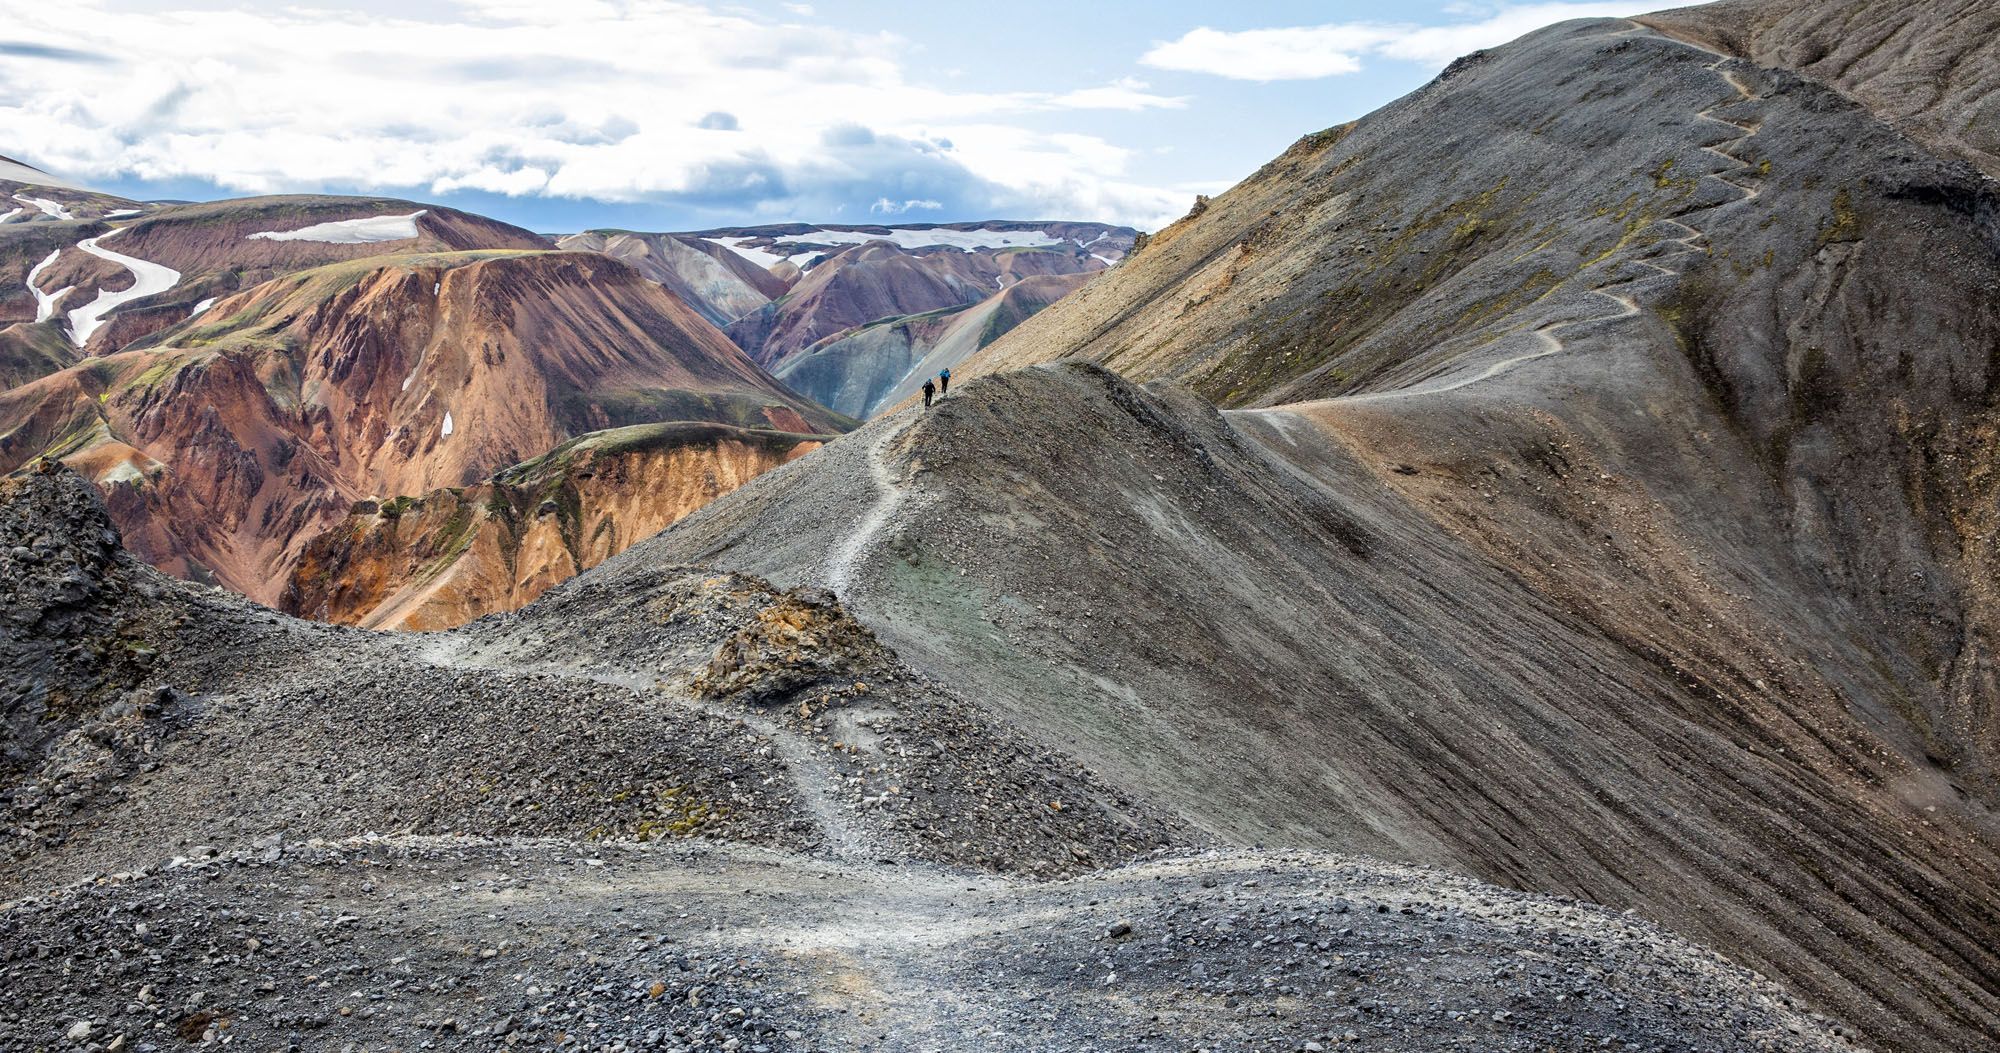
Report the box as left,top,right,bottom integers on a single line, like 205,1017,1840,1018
0,250,847,603
281,421,826,629
774,272,1092,418
611,13,2000,1052
1,194,548,364
1641,0,2000,179
0,465,1859,1053
556,229,789,328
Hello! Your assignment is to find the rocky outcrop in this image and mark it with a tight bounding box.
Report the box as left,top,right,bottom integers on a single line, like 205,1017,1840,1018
281,422,826,629
0,250,850,604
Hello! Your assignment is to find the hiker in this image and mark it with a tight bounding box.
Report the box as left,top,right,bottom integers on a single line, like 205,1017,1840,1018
922,378,936,408
938,367,951,396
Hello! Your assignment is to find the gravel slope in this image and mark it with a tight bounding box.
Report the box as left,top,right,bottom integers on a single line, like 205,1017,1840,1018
0,464,1858,1052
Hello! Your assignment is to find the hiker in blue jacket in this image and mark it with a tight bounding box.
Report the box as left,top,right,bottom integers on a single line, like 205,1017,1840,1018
938,367,952,396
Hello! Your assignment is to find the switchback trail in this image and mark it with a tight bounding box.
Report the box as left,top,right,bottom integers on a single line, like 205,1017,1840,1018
1323,21,1764,408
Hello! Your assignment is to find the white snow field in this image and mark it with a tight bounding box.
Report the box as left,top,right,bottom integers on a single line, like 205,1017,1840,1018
13,193,74,221
248,210,427,244
802,226,1067,252
700,237,792,271
25,249,74,324
66,229,183,348
106,209,145,218
441,411,454,437
0,208,24,224
702,225,1106,272
189,297,217,319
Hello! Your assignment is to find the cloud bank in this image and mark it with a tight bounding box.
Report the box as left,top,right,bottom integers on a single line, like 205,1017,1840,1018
1141,2,1644,81
1,0,1192,226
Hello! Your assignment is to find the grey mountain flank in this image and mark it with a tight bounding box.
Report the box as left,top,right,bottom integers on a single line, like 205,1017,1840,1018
5,1,1999,1051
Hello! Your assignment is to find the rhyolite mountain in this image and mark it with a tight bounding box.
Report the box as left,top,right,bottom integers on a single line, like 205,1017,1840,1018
556,221,1134,418
279,420,827,629
604,4,2000,1050
718,225,1128,370
554,229,790,329
1,191,549,363
0,247,847,605
772,271,1095,418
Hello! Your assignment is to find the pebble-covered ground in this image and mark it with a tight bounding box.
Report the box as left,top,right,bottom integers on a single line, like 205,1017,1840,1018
1,466,1859,1051
0,839,1861,1053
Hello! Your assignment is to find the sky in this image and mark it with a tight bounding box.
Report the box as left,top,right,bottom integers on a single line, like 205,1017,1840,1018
1,1,1651,234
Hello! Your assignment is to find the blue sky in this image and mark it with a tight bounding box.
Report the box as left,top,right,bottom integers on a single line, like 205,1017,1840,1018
3,1,1646,233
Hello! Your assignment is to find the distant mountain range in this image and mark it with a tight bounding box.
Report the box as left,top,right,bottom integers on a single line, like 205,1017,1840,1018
0,161,1126,625
560,221,1135,416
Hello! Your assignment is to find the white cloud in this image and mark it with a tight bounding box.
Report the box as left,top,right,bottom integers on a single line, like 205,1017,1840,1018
1380,2,1647,64
1048,78,1187,112
1142,27,1387,81
869,197,944,214
0,0,1190,226
1141,2,1644,81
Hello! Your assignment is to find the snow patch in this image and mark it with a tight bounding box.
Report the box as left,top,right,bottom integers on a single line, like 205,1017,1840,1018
13,193,73,221
701,237,790,272
248,210,427,244
105,208,145,218
189,297,217,319
65,233,184,348
0,207,24,224
782,227,1065,253
441,411,454,437
704,227,1072,270
25,249,74,324
1092,254,1119,266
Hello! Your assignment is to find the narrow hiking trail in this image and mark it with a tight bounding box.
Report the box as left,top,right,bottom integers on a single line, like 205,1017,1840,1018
825,409,917,598
411,634,882,863
1327,22,1764,408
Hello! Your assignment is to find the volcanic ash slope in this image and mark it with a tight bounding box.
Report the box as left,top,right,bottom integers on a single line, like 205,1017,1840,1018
0,465,1856,1053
